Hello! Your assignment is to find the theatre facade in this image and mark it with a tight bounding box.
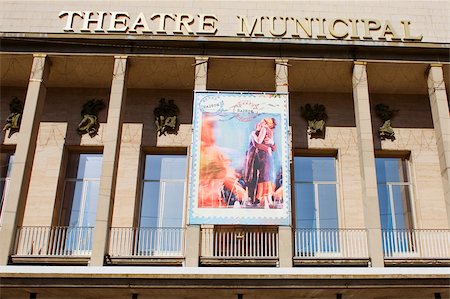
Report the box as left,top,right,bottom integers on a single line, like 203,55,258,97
0,1,449,299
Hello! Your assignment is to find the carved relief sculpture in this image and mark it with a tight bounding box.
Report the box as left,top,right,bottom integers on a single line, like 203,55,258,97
300,103,328,139
154,98,180,136
2,97,24,135
77,99,105,137
375,103,397,141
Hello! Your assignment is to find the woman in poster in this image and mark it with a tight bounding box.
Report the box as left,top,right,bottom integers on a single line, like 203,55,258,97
244,117,277,208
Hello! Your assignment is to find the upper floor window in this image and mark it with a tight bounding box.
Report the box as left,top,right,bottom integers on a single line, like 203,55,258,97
59,153,103,228
376,157,414,230
139,154,187,228
294,156,339,229
0,152,14,221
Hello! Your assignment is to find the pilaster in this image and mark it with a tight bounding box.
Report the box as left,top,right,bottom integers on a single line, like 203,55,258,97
427,64,450,227
0,54,50,265
90,56,128,266
352,61,384,267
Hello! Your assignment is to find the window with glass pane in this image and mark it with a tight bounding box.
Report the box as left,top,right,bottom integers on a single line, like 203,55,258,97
59,153,102,254
294,156,339,255
138,154,187,255
376,158,413,231
0,153,14,221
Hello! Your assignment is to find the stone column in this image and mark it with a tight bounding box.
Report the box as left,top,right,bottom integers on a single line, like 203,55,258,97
427,64,450,227
352,61,384,267
0,54,50,265
90,56,128,266
275,59,293,267
184,57,209,267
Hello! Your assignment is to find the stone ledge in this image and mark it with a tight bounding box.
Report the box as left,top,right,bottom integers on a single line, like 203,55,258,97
294,258,370,267
10,255,90,265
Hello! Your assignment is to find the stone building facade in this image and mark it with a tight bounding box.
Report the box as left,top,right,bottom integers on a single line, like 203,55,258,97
0,1,449,298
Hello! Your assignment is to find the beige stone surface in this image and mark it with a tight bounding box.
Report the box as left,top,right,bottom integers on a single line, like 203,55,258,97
21,123,66,227
110,123,142,228
0,1,448,43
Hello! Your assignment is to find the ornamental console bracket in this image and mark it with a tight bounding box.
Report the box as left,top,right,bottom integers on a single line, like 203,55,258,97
154,98,180,136
300,103,328,139
2,97,24,136
375,103,398,141
77,99,106,138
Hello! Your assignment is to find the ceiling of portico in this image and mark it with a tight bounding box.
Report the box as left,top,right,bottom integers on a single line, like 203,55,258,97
288,60,353,93
0,54,33,87
47,55,114,88
127,57,195,89
207,58,275,92
367,62,429,95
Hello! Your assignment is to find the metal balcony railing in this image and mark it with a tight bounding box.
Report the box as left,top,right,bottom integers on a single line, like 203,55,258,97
382,229,450,259
14,226,93,256
294,228,369,259
201,226,279,258
109,227,185,257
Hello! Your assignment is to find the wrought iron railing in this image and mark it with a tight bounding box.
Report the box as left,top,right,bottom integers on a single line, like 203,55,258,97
14,226,93,256
382,229,450,258
201,226,278,258
294,228,369,259
109,227,185,257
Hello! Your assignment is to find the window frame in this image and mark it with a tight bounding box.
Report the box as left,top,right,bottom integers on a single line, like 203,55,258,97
292,150,341,230
56,147,103,227
0,147,15,223
138,147,188,229
375,153,417,231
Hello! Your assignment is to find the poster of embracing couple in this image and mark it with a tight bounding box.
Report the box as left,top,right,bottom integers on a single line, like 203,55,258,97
189,92,291,225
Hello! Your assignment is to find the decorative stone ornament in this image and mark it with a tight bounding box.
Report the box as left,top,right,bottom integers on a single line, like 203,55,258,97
300,103,328,139
375,103,397,141
154,98,180,136
77,99,105,137
2,97,24,134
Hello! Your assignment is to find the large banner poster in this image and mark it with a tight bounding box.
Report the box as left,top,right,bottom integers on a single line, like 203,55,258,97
188,92,291,225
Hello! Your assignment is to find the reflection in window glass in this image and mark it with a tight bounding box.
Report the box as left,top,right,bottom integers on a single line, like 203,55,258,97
140,155,187,228
376,158,413,230
0,153,14,221
294,157,338,229
60,154,103,227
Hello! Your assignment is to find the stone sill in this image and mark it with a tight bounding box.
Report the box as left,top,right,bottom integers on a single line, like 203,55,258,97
384,258,450,267
294,258,370,267
200,257,278,267
11,255,90,265
106,257,184,266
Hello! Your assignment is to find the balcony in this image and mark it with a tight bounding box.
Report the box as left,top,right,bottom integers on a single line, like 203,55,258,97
108,227,185,265
294,228,369,266
12,226,93,264
382,229,450,266
200,226,279,266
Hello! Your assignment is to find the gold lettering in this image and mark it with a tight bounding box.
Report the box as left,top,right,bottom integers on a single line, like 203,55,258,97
362,19,381,40
329,18,348,39
348,19,359,39
80,11,107,32
129,12,151,33
236,16,264,37
151,13,176,34
108,12,129,32
292,18,312,38
268,16,288,37
197,14,218,35
59,11,83,32
316,18,327,39
401,20,423,41
173,14,194,35
379,20,402,41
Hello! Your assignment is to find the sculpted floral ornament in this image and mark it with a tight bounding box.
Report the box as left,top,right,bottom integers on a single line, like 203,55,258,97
300,103,328,139
375,103,397,141
77,99,105,137
154,98,180,136
2,97,24,135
